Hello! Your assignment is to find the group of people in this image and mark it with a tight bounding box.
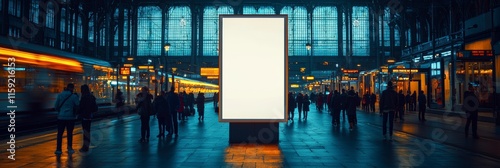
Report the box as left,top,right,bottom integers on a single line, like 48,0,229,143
135,86,207,142
361,92,377,112
329,88,360,131
288,92,312,121
379,82,429,140
54,83,98,155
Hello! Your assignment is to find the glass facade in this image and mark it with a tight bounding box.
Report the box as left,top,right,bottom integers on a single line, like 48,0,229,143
60,8,65,33
8,0,21,17
352,6,369,56
30,0,39,24
381,8,400,47
166,6,192,56
88,13,94,42
77,16,82,38
243,6,275,14
280,6,307,56
46,2,54,29
137,6,162,56
202,6,234,56
312,6,338,56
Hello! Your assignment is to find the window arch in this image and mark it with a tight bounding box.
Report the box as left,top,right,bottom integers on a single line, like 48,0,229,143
243,6,275,14
280,6,308,56
45,2,54,29
312,6,338,56
203,6,234,56
137,6,162,56
352,6,369,56
166,6,192,56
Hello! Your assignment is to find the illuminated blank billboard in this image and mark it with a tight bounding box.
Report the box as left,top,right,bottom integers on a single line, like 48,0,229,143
219,15,288,122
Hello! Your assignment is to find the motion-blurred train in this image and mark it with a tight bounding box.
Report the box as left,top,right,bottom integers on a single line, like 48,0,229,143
0,37,218,113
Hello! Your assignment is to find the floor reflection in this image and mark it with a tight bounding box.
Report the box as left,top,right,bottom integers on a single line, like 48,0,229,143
224,144,283,167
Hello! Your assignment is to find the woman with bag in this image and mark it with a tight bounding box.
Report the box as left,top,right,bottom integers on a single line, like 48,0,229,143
79,84,98,152
54,83,79,155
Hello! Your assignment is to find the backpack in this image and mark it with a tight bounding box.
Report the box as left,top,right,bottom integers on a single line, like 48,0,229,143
138,94,153,116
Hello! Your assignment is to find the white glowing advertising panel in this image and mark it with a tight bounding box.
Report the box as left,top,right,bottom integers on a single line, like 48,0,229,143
219,15,288,122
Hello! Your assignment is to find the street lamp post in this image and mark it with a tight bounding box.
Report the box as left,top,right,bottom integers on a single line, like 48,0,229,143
164,43,172,91
147,59,152,90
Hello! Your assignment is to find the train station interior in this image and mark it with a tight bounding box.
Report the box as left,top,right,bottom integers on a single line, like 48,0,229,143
1,0,500,167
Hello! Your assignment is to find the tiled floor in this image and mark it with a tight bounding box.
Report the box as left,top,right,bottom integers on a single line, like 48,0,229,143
2,102,500,167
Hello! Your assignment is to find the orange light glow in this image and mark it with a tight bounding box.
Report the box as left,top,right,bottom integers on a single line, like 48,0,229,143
200,68,219,76
225,144,283,167
0,47,82,73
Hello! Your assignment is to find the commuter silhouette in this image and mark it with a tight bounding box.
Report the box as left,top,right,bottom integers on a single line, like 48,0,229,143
464,84,479,139
380,82,398,140
331,90,341,126
54,83,79,155
153,91,169,138
196,92,205,121
288,92,296,121
79,84,98,153
302,94,310,120
167,86,180,137
136,86,153,142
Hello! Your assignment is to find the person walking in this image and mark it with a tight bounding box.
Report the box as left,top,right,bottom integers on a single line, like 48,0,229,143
78,84,98,153
331,90,341,126
167,86,180,137
154,91,169,138
196,92,205,121
464,84,480,139
115,89,125,116
418,90,427,121
370,92,377,113
288,92,296,121
346,90,358,130
54,83,80,155
411,91,417,111
303,94,310,120
136,86,153,142
296,93,304,120
340,89,347,121
380,82,398,140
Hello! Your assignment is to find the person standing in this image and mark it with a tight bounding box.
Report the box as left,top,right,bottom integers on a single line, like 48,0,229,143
154,91,169,138
115,89,125,116
406,91,412,112
213,92,219,107
303,94,310,120
167,86,180,137
340,89,347,121
54,83,80,155
370,92,377,113
346,90,358,130
331,90,341,126
78,84,98,153
136,86,153,142
411,91,417,111
188,92,195,116
296,93,304,120
418,90,427,121
380,82,398,140
464,84,480,139
196,92,205,121
288,92,296,121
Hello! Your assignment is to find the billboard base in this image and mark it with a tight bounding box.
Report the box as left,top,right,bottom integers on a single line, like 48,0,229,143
229,123,279,144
